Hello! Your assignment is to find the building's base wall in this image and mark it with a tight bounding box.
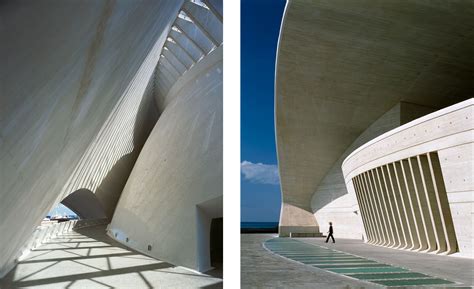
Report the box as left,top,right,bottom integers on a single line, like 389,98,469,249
314,191,364,240
279,226,321,237
279,202,320,237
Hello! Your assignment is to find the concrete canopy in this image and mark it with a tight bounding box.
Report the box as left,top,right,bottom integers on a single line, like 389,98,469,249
275,0,474,235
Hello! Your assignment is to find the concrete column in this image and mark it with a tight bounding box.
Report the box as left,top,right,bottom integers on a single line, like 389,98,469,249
378,167,401,248
401,159,426,251
407,157,436,252
362,172,385,245
428,152,458,254
393,161,418,250
353,176,375,243
360,175,379,244
368,170,391,246
358,174,382,244
375,167,397,247
418,154,445,253
385,163,409,249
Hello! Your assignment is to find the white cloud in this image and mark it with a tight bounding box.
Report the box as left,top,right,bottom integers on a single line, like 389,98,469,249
241,161,280,185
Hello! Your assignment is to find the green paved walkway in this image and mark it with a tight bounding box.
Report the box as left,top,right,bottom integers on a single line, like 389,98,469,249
264,238,456,287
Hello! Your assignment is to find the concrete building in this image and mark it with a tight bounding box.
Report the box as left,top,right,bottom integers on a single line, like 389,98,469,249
0,0,222,279
275,0,473,258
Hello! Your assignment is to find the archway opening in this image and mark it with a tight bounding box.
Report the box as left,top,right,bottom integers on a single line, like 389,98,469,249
45,203,79,223
60,189,107,220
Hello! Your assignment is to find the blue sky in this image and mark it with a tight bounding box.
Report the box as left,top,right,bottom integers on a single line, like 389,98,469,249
47,203,76,217
241,0,286,222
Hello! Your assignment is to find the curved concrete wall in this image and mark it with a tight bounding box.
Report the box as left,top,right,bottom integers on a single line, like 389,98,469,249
312,103,434,239
342,99,473,258
61,189,108,219
0,0,182,277
275,0,474,236
56,37,163,219
108,46,223,272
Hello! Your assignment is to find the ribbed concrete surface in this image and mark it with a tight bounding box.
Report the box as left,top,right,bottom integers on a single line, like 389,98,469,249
108,46,223,272
342,99,474,257
0,0,181,277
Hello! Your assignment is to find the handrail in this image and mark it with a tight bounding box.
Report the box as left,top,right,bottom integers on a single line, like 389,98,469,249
17,218,109,261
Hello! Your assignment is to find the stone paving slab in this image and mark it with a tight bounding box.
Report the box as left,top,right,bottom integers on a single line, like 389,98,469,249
0,225,222,288
264,238,472,288
265,238,456,287
301,237,474,287
241,234,383,289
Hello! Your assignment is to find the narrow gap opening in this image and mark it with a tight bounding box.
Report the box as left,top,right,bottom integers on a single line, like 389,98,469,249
210,217,223,268
44,203,79,224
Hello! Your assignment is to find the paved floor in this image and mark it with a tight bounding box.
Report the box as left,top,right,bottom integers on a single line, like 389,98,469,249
241,234,381,289
300,237,473,287
0,225,222,288
241,234,473,289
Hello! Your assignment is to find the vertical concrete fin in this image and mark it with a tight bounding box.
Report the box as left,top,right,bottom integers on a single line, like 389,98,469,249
428,152,459,254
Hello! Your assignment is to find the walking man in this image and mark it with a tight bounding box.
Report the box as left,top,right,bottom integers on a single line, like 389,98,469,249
325,222,335,243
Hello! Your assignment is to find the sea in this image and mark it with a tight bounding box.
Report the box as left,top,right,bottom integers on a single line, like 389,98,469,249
241,222,279,229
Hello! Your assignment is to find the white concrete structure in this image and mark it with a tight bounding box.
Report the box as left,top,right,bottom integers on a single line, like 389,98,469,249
0,0,222,278
343,99,473,258
108,45,223,272
275,0,473,258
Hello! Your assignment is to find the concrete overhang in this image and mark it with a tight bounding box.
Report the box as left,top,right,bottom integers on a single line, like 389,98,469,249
275,0,474,232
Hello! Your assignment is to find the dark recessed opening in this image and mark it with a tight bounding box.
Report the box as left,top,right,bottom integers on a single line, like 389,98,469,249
210,217,223,269
126,237,129,243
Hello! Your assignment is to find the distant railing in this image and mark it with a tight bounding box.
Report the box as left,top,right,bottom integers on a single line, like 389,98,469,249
18,218,108,261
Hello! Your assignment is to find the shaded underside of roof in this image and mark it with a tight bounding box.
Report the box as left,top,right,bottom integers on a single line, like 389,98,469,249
275,0,474,208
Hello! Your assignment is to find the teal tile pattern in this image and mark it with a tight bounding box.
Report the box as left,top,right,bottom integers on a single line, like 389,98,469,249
264,238,456,287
